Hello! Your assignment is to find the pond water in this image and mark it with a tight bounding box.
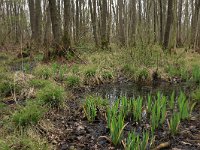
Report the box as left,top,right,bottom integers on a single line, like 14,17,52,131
88,81,194,103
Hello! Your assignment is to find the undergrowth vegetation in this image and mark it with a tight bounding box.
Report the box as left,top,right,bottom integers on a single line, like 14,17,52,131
83,90,197,147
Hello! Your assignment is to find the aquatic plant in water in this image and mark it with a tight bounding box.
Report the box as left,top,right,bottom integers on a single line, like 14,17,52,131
132,97,143,122
168,113,180,136
83,97,97,122
109,111,127,146
169,91,175,109
125,131,149,150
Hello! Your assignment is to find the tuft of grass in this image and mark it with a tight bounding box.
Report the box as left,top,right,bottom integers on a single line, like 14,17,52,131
102,71,113,80
12,101,46,127
177,92,189,120
0,79,21,98
169,91,175,109
122,64,137,79
109,111,127,146
191,65,200,83
132,97,143,122
65,76,80,88
125,131,149,150
168,113,180,136
137,68,149,81
85,68,96,78
147,94,152,114
0,140,9,150
28,79,52,89
192,88,200,103
0,134,50,150
34,65,53,79
151,92,167,134
36,84,65,108
125,131,140,150
83,97,97,122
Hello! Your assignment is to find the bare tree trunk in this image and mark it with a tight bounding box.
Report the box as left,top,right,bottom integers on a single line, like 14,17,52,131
48,0,62,51
101,0,109,49
129,0,136,46
28,0,35,41
63,0,71,50
118,0,125,46
35,0,42,44
89,0,98,47
163,0,173,50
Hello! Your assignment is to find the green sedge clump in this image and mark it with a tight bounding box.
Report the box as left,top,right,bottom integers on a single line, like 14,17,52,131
125,131,149,150
168,113,180,136
36,84,65,108
132,97,143,122
83,97,97,122
65,76,80,87
12,101,46,126
109,111,127,146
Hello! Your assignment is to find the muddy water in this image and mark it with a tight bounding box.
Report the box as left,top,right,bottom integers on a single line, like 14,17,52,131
88,81,194,103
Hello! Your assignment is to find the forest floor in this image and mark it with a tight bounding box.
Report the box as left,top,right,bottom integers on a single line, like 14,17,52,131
0,45,200,150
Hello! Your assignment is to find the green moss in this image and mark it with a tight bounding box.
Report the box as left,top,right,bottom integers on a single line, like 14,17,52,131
65,76,80,87
36,84,65,108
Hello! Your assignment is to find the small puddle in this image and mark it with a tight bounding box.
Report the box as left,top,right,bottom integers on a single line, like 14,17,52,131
88,81,194,102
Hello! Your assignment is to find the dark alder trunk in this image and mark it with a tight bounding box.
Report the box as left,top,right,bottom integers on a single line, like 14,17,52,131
28,0,35,41
63,0,71,50
48,0,61,48
163,0,173,50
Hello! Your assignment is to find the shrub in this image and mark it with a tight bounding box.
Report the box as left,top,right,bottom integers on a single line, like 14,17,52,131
65,76,80,87
12,101,46,126
37,84,65,108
